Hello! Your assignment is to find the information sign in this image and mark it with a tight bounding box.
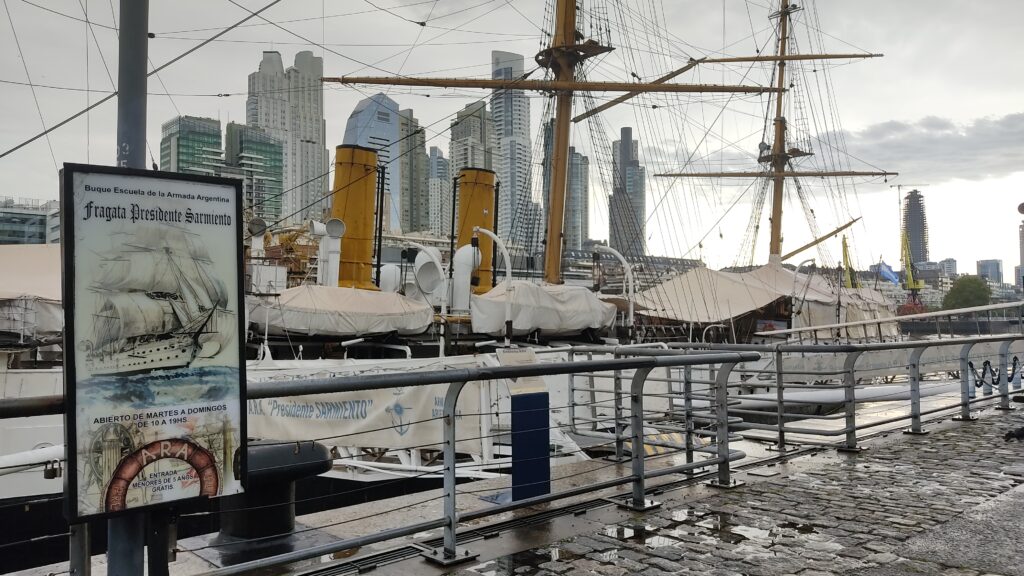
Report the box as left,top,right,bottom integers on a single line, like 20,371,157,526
61,164,246,520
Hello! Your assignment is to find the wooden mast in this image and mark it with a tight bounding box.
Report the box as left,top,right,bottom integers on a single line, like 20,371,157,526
542,0,577,283
768,0,792,261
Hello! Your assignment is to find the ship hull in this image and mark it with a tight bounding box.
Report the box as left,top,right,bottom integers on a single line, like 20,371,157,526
84,334,197,376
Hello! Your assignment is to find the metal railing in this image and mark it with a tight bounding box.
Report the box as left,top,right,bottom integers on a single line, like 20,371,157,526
0,350,758,575
661,335,1024,451
5,334,1022,574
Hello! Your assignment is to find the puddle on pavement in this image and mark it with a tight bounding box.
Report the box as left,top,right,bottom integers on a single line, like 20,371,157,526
602,523,679,548
591,549,619,562
465,559,500,576
644,534,680,547
463,549,561,576
330,547,359,559
546,546,582,562
777,521,816,534
603,525,635,539
462,509,823,575
661,511,821,547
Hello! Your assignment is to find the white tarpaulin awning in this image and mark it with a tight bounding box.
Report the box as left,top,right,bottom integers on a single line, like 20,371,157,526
635,262,895,336
0,244,62,341
248,284,433,337
470,281,617,337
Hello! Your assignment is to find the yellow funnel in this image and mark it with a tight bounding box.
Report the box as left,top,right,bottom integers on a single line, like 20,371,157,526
330,145,379,290
456,168,495,294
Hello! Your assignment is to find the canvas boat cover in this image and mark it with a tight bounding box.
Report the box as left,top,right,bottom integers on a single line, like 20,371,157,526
635,262,895,337
248,284,433,337
0,244,62,342
471,281,617,336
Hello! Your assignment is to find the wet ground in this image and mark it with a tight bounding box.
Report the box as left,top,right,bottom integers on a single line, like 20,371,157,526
438,406,1024,576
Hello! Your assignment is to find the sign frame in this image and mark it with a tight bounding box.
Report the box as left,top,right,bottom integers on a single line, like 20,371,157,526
61,163,247,522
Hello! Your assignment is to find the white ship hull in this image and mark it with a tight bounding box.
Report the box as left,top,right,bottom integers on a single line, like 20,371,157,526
84,334,197,376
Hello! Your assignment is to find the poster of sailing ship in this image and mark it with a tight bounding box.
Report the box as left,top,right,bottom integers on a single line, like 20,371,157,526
61,164,245,519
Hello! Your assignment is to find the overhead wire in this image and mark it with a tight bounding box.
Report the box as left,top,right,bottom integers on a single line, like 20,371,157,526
0,0,287,161
3,0,58,169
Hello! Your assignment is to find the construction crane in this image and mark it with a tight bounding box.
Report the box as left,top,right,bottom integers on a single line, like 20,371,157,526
897,230,927,315
890,184,929,314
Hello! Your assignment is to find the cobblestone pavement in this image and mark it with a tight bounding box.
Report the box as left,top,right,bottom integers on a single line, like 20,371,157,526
452,410,1024,576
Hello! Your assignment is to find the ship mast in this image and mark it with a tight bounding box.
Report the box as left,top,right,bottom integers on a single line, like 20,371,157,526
542,0,578,283
767,0,792,260
324,2,782,283
653,0,895,262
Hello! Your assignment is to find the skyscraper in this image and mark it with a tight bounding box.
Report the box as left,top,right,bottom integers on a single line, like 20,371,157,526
540,121,591,254
159,116,223,175
609,127,646,257
977,259,1003,283
428,147,451,238
398,109,430,234
939,258,957,277
449,102,495,237
343,93,401,233
1018,222,1024,287
223,122,284,224
449,102,494,174
564,147,590,251
490,51,533,245
246,51,327,224
902,189,929,264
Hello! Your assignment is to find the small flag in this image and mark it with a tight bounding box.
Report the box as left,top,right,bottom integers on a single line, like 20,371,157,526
878,261,900,286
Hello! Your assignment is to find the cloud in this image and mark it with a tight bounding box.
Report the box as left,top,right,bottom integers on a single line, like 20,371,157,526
835,113,1024,182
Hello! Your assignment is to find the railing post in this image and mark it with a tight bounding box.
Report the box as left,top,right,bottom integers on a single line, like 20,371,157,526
904,345,930,435
568,350,580,434
610,354,627,462
982,360,993,396
954,343,978,421
69,523,90,576
709,362,741,488
838,350,864,452
772,347,786,453
424,380,477,566
997,340,1015,411
683,363,694,469
626,367,659,511
586,351,598,431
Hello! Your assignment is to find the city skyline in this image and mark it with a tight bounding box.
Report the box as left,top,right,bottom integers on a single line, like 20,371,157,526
2,3,1023,271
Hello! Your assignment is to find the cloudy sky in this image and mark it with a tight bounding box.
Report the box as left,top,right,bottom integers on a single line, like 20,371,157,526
2,0,1023,277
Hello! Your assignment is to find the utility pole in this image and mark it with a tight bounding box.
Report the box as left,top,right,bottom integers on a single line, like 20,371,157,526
110,1,150,575
115,1,149,169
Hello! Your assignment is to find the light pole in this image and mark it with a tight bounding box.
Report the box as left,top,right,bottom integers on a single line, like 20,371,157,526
473,227,512,346
408,241,447,357
594,245,635,343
